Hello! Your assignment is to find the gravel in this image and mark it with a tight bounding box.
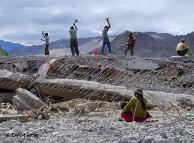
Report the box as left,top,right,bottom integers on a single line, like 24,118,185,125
0,115,194,143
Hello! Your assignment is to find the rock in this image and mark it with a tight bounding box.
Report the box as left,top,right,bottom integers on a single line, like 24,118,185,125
177,97,194,108
37,111,50,120
12,88,45,110
12,95,32,110
49,104,69,113
34,78,194,108
34,78,131,102
38,115,43,120
0,69,31,91
73,101,104,114
57,105,69,112
82,102,102,113
38,59,61,79
0,102,14,109
1,110,9,114
30,110,50,120
49,106,60,113
38,62,49,78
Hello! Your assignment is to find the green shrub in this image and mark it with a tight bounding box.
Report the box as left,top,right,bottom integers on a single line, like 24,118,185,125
0,46,9,56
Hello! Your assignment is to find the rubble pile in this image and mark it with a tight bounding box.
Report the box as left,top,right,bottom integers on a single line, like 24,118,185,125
0,55,194,142
45,56,194,95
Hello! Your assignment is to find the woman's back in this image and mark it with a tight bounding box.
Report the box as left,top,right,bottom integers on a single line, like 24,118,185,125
123,97,147,118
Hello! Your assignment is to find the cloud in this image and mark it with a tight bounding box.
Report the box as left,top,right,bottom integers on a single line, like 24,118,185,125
0,0,194,45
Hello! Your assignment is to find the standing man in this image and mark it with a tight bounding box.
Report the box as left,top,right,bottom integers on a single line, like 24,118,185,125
69,19,79,56
41,32,50,55
101,18,112,54
125,33,136,56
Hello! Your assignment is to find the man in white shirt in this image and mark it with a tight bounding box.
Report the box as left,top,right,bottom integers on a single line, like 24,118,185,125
42,33,50,55
69,23,79,56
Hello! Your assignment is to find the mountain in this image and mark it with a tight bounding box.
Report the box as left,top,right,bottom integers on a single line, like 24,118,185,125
9,31,194,57
111,31,194,57
10,37,104,56
0,40,25,52
49,37,103,56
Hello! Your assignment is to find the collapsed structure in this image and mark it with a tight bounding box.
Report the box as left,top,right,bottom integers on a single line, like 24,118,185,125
0,55,194,123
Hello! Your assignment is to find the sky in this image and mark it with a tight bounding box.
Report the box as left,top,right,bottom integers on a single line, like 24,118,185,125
0,0,194,45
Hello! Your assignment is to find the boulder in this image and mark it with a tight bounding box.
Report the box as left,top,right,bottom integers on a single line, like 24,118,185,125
12,88,44,110
38,59,60,79
12,95,31,110
0,69,31,91
34,78,131,102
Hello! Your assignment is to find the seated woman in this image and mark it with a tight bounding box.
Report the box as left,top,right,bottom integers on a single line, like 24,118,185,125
120,89,151,122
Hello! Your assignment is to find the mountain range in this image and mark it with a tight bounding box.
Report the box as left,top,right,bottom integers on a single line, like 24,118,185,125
111,31,194,57
1,31,194,57
0,40,25,52
9,37,104,56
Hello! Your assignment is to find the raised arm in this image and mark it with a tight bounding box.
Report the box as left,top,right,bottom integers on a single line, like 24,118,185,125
106,19,111,29
74,23,78,31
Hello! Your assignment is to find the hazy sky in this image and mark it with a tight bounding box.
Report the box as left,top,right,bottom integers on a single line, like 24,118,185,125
0,0,194,45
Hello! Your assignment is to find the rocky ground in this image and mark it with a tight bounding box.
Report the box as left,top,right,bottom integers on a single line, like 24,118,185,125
0,98,194,143
1,113,194,143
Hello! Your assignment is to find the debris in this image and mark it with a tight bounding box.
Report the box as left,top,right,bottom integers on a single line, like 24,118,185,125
34,78,131,101
177,97,194,108
0,91,14,103
29,109,50,120
0,115,30,123
124,57,159,70
38,59,59,78
73,102,103,114
0,69,32,91
12,88,45,110
97,68,124,81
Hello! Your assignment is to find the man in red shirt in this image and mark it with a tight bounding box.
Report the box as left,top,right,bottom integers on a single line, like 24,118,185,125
125,33,136,56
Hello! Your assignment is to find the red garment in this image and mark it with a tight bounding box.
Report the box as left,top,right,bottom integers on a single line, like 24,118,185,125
92,49,100,56
128,36,136,47
121,111,147,122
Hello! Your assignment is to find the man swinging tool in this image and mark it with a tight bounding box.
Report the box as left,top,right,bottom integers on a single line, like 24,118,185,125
101,18,112,54
41,31,50,55
69,19,79,56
